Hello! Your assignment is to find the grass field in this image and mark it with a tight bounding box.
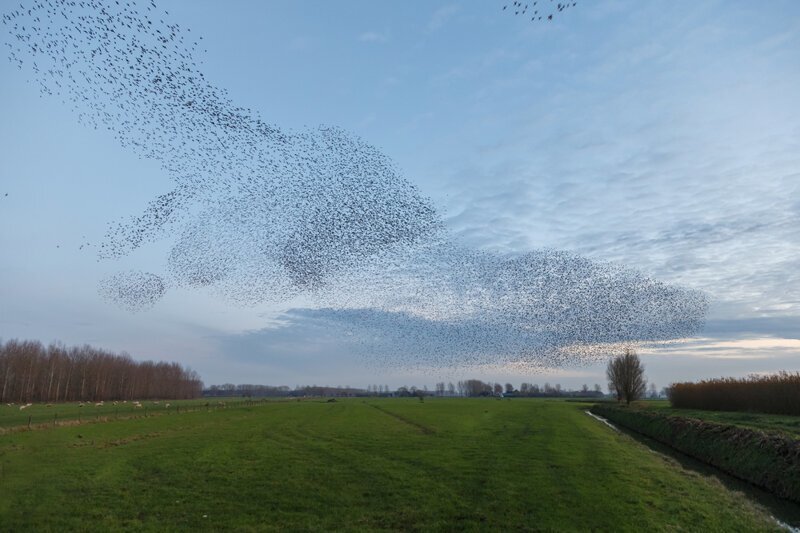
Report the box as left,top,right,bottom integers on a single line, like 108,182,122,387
637,400,800,437
0,398,789,531
0,398,256,431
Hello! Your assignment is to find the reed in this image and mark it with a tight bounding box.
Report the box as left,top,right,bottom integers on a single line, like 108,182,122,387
668,372,800,415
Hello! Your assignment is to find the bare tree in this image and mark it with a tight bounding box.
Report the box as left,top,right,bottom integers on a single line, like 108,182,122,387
0,338,202,402
606,349,647,405
505,383,514,394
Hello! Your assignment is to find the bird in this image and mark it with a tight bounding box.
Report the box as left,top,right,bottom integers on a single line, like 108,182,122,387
502,0,576,22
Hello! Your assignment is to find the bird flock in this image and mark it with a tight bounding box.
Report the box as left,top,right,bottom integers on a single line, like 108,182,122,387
502,0,578,23
3,1,707,370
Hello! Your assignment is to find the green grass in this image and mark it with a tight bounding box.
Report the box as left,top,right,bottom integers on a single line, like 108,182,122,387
0,397,255,431
0,398,786,531
636,400,800,437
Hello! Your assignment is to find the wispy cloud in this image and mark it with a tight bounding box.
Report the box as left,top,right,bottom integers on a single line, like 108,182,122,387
358,31,388,44
428,4,459,32
430,1,800,323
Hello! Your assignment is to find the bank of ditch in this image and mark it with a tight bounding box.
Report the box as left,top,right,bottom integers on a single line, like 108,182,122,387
590,403,800,504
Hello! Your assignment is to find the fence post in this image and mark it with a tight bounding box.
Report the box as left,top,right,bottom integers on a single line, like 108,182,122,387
53,413,57,427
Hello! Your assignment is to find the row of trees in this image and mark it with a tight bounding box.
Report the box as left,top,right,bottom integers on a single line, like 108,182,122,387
204,381,608,399
668,372,800,415
447,380,604,398
0,339,203,403
206,384,377,398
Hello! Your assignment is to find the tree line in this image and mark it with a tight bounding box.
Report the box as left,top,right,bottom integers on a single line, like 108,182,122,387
0,339,203,403
204,381,606,398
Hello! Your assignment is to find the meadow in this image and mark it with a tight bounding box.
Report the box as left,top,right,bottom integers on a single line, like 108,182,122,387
640,400,800,437
0,398,790,531
0,397,249,431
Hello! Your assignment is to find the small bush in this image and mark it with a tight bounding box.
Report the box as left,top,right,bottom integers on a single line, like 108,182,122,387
667,372,800,415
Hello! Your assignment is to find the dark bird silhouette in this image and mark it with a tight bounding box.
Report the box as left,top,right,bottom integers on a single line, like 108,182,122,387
501,0,576,22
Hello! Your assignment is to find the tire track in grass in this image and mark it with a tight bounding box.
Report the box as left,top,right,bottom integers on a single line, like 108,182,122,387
365,403,436,435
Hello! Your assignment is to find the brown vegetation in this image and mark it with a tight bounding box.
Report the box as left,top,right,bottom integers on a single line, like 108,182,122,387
0,339,203,403
668,371,800,415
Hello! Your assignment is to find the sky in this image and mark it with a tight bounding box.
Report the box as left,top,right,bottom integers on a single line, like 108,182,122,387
1,0,799,390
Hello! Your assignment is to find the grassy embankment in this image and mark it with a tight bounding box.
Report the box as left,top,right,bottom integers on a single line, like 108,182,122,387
644,400,800,436
0,398,786,531
591,401,800,504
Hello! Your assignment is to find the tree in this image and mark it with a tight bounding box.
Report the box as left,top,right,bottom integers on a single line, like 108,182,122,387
606,349,647,405
649,382,658,399
505,383,514,394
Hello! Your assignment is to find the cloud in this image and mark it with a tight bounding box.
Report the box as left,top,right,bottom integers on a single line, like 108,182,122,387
428,4,460,32
703,316,800,340
429,1,800,319
358,31,388,44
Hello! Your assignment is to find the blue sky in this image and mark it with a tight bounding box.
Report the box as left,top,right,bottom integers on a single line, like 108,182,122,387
1,0,799,390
